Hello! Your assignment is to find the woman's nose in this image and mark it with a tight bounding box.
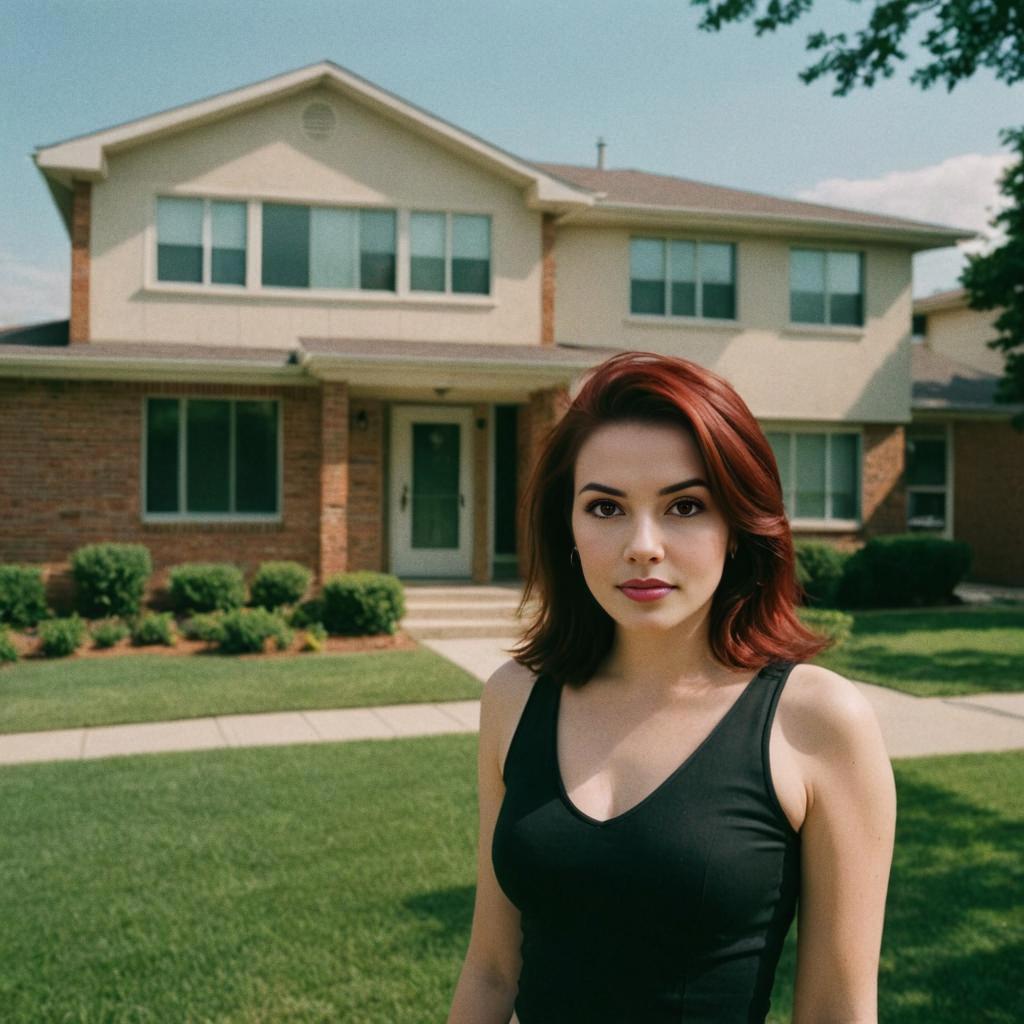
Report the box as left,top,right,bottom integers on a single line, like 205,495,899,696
624,516,664,561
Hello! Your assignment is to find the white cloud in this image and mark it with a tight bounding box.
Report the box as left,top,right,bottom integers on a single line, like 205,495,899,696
0,251,69,329
795,153,1014,298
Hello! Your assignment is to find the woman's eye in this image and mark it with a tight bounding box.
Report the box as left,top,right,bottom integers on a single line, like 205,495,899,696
673,498,704,516
585,498,704,518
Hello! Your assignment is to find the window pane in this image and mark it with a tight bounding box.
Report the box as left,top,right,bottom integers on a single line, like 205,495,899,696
790,249,825,323
211,202,246,285
829,433,859,519
411,212,446,292
630,238,665,314
412,423,460,549
765,432,792,510
157,197,202,283
669,241,696,316
828,251,863,325
908,491,946,530
146,398,179,513
262,203,310,287
700,242,735,319
186,400,231,512
359,209,396,291
795,433,826,518
310,207,357,289
906,436,946,486
452,214,490,294
235,401,278,513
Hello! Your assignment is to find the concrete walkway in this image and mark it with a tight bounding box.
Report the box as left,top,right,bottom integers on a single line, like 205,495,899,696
1,636,1023,767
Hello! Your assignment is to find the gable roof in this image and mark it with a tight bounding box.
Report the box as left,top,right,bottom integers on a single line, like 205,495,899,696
33,60,593,213
913,287,970,314
911,343,1019,413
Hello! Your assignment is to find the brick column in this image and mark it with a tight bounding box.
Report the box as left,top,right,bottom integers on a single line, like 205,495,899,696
541,213,557,346
862,423,906,536
70,181,91,344
318,382,349,582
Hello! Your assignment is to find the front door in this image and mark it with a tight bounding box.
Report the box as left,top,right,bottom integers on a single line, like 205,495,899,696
390,405,474,577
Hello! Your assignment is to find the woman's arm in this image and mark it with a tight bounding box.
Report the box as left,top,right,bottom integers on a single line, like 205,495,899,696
789,666,897,1024
447,662,527,1024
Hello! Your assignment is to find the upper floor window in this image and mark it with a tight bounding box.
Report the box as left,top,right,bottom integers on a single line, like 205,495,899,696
156,197,247,286
410,212,491,295
766,430,861,522
790,249,863,326
144,397,279,518
630,238,736,319
261,203,396,291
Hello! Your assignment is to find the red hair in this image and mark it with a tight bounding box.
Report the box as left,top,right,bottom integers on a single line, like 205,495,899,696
507,350,830,686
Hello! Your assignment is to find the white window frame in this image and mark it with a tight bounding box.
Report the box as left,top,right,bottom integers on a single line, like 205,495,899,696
152,196,248,289
789,247,865,328
905,423,954,538
767,426,863,530
628,236,738,322
408,210,493,297
141,396,283,523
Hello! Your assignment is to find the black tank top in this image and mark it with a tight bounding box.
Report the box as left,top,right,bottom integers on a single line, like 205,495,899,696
491,661,801,1024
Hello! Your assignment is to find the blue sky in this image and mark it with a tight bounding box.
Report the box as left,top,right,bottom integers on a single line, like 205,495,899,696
2,0,1022,326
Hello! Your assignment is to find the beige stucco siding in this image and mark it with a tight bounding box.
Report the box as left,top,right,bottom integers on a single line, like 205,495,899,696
925,305,1004,375
555,226,912,423
89,86,542,347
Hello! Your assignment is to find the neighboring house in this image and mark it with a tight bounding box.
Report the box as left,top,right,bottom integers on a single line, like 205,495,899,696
910,288,1024,583
0,60,974,604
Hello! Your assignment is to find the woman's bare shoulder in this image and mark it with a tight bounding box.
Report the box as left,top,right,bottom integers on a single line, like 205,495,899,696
480,658,544,777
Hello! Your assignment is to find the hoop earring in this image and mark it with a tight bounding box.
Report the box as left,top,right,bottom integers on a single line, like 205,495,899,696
569,545,580,568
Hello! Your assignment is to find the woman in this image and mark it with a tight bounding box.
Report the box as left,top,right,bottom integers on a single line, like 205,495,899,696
447,351,896,1023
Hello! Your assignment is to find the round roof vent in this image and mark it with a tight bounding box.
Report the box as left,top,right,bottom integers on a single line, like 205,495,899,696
302,101,337,140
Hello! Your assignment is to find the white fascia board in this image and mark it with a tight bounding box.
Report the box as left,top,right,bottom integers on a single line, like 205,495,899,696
563,202,975,250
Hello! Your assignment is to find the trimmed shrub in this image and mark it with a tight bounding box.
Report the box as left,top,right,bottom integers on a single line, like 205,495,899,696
181,611,227,644
168,563,246,614
0,627,18,664
288,597,324,629
302,622,328,653
130,612,176,647
0,564,49,628
836,534,972,609
218,608,293,654
794,540,849,608
250,561,313,611
71,543,152,618
321,572,406,637
797,608,854,650
90,618,129,649
38,615,87,658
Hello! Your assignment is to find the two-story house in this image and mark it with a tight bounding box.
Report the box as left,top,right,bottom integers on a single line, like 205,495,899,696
0,61,973,605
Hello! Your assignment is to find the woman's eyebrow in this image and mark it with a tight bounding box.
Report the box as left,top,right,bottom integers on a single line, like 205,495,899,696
577,478,710,497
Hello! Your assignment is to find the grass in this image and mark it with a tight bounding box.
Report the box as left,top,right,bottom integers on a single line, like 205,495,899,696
0,739,1019,1023
0,648,484,735
814,604,1024,696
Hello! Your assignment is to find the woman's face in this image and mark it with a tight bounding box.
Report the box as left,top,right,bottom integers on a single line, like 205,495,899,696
570,420,733,633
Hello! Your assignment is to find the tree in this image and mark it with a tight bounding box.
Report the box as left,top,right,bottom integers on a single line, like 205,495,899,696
692,0,1024,421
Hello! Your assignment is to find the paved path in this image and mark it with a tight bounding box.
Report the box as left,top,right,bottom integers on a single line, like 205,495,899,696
1,636,1023,767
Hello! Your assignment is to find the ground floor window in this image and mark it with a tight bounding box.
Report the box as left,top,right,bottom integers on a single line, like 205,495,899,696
906,428,949,531
144,397,279,517
765,430,861,522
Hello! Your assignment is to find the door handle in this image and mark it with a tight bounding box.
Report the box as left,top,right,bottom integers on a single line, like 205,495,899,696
460,493,465,508
401,484,408,511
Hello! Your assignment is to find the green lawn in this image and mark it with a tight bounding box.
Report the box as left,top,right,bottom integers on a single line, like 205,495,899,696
0,739,1019,1023
815,604,1024,697
0,648,484,735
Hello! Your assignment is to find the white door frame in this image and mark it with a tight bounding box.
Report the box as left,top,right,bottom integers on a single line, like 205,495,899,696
389,405,475,577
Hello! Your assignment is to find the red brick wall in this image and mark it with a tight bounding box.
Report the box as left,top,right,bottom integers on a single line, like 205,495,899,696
541,213,556,346
0,379,323,610
953,419,1024,584
70,181,91,344
348,398,385,574
861,423,906,536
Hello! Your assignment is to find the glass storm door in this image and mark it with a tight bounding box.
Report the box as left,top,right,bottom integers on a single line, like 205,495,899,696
390,405,474,577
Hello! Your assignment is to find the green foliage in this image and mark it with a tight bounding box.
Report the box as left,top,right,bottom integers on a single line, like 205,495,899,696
180,611,227,644
0,626,18,664
0,564,49,629
302,622,328,653
794,540,849,607
130,612,176,647
320,572,406,637
249,561,313,611
70,543,152,618
89,618,129,649
288,597,325,629
38,615,87,658
836,534,972,608
168,563,246,614
217,608,293,654
797,607,854,649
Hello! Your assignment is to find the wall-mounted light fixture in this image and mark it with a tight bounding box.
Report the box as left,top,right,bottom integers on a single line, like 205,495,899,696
352,409,369,432
434,386,450,398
